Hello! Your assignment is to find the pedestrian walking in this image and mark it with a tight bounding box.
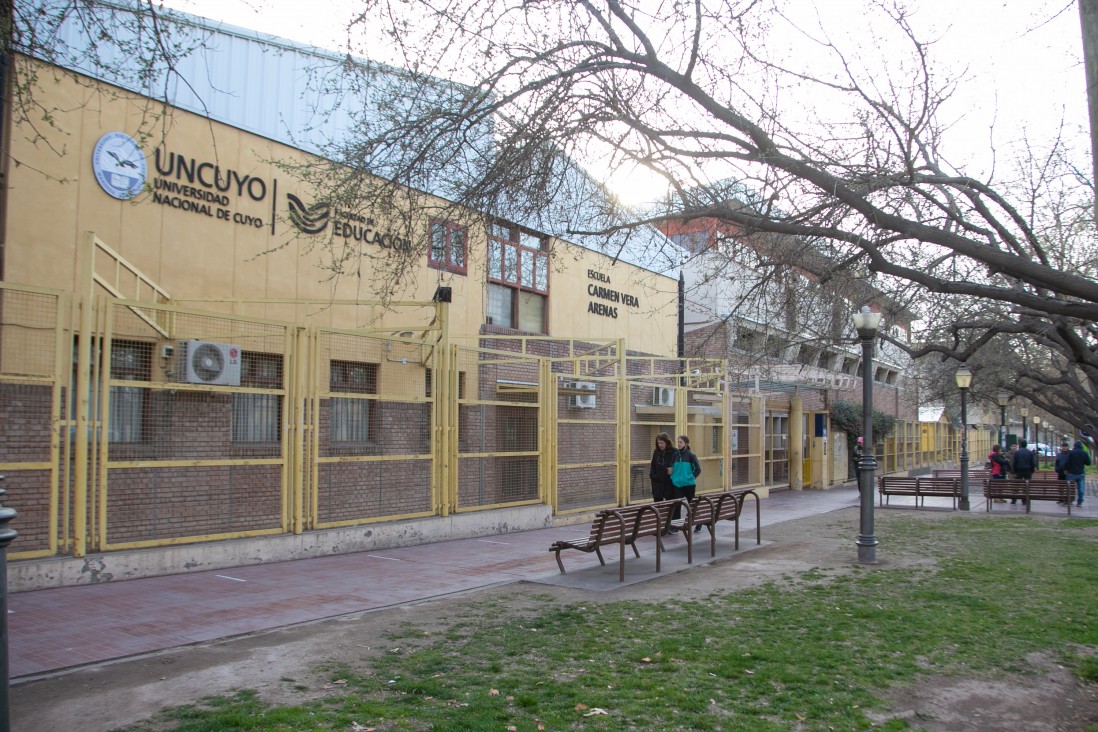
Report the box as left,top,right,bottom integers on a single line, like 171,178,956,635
1064,440,1092,508
671,435,702,532
1055,442,1071,504
650,432,677,502
650,432,677,534
851,436,864,481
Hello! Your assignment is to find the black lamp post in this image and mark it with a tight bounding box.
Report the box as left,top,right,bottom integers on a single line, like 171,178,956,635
955,366,972,511
1034,415,1042,454
853,305,882,563
996,391,1009,448
1020,407,1029,443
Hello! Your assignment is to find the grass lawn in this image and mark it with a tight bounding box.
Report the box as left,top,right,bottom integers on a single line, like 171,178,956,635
115,514,1098,731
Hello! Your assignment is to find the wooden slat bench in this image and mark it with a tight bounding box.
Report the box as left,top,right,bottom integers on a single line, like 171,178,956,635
672,489,762,564
733,488,762,548
549,499,683,581
878,476,962,509
932,469,991,482
983,479,1073,514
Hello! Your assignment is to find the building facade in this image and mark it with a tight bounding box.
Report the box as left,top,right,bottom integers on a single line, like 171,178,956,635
0,5,960,588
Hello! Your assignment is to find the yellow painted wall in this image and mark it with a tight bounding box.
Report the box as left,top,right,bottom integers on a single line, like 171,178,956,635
6,58,677,355
548,249,677,353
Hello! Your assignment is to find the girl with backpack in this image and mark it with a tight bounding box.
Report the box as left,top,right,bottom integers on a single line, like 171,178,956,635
671,435,703,531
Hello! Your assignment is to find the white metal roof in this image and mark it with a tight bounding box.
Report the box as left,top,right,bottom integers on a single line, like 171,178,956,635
25,0,676,276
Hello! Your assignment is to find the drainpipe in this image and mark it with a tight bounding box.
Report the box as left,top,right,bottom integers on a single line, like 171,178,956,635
678,270,685,387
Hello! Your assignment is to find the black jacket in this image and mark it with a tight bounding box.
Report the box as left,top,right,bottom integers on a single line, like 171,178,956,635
1055,450,1070,478
1065,442,1092,475
1011,447,1037,474
650,447,678,485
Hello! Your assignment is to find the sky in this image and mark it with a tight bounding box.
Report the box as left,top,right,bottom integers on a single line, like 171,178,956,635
159,0,1088,205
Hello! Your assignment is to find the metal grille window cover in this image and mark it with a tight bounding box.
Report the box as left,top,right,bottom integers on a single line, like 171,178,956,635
98,303,290,463
108,340,151,443
232,352,283,443
330,360,379,444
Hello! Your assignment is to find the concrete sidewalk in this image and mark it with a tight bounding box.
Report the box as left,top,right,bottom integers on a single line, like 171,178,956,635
10,483,1091,682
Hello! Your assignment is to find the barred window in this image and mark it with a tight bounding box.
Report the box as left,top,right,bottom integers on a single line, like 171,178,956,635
108,340,151,443
330,360,379,442
232,352,283,443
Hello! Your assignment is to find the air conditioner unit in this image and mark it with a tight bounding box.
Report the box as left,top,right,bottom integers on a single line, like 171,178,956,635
568,381,598,409
653,386,675,407
179,340,241,386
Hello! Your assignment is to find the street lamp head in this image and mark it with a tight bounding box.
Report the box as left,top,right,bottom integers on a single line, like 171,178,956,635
1020,407,1029,418
996,390,1010,407
954,366,972,389
1033,415,1041,425
853,305,882,339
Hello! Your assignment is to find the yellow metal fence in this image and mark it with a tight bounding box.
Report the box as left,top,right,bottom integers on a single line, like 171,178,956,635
0,282,969,562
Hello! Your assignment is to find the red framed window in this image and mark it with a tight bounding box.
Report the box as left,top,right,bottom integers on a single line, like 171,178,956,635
428,220,467,274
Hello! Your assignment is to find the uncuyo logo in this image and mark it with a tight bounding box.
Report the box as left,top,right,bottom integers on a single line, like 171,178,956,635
287,193,330,234
93,132,147,200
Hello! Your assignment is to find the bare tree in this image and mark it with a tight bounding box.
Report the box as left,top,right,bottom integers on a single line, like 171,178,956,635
314,0,1097,425
888,134,1097,427
13,1,1097,426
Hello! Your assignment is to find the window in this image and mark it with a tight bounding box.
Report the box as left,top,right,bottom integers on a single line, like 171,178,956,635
233,353,283,442
764,335,789,359
330,360,378,442
733,328,760,353
428,220,467,274
487,222,549,332
669,230,709,254
499,407,538,500
109,340,151,443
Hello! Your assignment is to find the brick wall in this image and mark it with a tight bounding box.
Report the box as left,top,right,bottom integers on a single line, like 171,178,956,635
0,384,55,552
0,384,54,462
104,464,283,543
317,460,431,522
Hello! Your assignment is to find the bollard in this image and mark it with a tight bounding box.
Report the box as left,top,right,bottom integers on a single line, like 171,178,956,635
0,476,16,732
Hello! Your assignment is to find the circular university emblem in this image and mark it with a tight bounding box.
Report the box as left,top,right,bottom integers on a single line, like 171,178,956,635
92,132,147,200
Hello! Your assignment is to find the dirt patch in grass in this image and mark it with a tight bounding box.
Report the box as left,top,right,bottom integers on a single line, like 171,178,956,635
13,508,1098,731
868,652,1098,731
